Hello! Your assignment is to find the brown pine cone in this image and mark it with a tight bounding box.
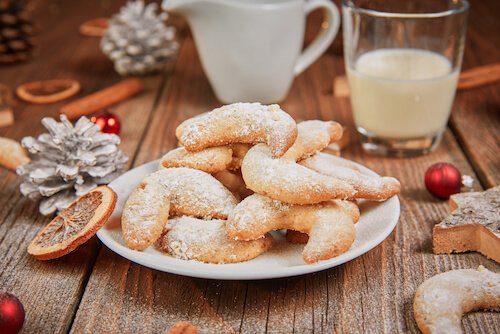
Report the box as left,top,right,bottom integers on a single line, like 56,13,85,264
0,0,35,64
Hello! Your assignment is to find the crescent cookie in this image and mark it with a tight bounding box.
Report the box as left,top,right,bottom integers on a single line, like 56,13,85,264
159,146,233,174
162,118,339,175
300,153,401,201
159,216,273,264
122,167,237,250
286,200,361,244
283,120,343,161
176,103,297,157
413,266,500,334
242,144,356,204
227,194,359,263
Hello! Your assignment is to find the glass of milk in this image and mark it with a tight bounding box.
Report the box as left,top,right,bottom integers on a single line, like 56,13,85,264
343,0,469,157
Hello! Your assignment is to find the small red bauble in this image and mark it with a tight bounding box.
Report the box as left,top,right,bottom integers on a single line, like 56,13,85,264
90,111,121,135
0,292,25,334
424,162,462,199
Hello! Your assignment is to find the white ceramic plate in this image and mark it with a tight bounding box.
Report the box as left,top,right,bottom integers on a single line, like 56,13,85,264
97,160,400,280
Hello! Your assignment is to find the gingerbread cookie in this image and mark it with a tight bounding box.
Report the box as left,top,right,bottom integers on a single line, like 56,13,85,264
176,103,297,157
122,167,237,250
160,216,273,264
413,266,500,334
227,194,359,263
433,186,500,263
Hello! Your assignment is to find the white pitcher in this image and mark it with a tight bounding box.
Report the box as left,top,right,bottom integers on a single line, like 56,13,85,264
163,0,340,103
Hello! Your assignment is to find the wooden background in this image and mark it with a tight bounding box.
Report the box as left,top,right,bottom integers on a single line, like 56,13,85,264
0,0,499,333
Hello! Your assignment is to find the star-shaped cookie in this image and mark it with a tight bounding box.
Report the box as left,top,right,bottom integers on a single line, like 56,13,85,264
433,185,500,263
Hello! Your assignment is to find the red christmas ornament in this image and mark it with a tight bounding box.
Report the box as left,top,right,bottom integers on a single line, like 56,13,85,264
0,292,25,334
90,111,121,135
424,162,462,199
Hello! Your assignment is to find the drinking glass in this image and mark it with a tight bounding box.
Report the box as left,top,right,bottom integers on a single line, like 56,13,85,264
343,0,469,157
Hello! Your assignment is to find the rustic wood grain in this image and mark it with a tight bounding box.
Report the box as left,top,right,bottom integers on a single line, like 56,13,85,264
448,0,500,188
70,2,499,334
0,1,166,333
1,0,499,333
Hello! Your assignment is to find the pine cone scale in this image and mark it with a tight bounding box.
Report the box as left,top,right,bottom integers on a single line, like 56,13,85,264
101,0,178,76
0,0,35,64
18,115,128,215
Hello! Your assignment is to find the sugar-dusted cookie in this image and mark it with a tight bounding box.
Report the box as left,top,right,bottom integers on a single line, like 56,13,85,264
433,186,500,263
413,266,500,334
286,200,360,244
282,120,343,161
227,194,359,263
0,137,30,171
160,216,273,264
165,120,340,176
242,144,356,204
241,121,358,204
176,103,297,157
122,167,238,250
300,152,401,201
159,146,233,174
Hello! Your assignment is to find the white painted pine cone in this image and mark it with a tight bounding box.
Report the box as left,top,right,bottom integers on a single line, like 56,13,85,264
101,0,178,76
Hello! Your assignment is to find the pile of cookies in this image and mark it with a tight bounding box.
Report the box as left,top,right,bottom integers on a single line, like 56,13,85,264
121,103,401,264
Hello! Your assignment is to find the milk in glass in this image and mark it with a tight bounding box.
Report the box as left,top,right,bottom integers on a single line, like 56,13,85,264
347,49,459,139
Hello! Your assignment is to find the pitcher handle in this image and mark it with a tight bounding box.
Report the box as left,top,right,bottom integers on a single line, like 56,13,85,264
294,0,340,76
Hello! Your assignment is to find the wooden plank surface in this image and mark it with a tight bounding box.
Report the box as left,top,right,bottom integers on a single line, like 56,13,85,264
448,0,500,188
0,0,166,333
70,2,500,333
0,0,498,333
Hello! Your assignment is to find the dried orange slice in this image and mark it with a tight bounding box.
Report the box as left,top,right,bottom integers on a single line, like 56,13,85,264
28,186,117,260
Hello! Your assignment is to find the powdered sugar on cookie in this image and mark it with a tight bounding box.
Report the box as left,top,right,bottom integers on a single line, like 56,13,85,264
227,194,358,263
160,216,273,263
413,266,500,334
122,167,237,250
242,144,357,204
121,103,400,265
176,103,297,157
301,152,401,201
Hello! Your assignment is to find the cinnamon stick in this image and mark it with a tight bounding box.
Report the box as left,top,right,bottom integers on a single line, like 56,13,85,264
333,62,500,97
0,84,15,127
61,78,143,119
79,18,109,37
457,62,500,90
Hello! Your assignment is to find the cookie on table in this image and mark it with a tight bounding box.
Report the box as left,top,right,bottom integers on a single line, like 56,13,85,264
413,266,500,334
433,185,500,263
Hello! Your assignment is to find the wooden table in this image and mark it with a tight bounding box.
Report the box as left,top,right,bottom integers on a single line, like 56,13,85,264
1,0,499,333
